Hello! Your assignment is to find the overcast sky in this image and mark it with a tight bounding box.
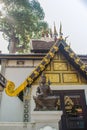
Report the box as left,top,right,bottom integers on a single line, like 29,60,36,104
0,0,87,54
38,0,87,54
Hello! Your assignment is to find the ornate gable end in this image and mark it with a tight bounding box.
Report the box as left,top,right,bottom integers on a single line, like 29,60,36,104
5,39,87,97
33,40,87,85
45,51,87,85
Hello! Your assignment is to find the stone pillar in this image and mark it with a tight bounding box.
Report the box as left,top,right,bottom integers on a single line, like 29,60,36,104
23,87,31,127
31,111,63,130
1,59,7,76
0,59,7,105
0,92,2,105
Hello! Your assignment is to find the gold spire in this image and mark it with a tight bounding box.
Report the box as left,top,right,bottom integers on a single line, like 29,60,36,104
54,22,58,36
49,28,52,38
59,22,63,39
54,22,58,41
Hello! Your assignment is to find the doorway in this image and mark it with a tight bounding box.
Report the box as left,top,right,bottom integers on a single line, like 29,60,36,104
53,90,87,130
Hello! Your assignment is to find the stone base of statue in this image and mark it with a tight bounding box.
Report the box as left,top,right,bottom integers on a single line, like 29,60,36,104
33,96,58,111
31,111,63,130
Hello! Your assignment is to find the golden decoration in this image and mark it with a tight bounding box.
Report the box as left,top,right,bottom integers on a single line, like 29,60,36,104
69,52,75,58
5,80,28,96
27,77,33,82
75,58,80,64
64,46,70,51
53,62,68,71
5,37,87,96
44,58,50,64
53,46,59,51
80,65,86,71
45,73,60,83
33,71,39,77
39,64,45,71
5,40,59,96
49,52,54,57
63,73,78,83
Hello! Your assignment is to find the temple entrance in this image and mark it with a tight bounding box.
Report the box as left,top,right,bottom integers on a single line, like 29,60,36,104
53,90,87,130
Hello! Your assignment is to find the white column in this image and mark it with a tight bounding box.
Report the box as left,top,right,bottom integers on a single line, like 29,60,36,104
0,59,7,106
1,59,7,76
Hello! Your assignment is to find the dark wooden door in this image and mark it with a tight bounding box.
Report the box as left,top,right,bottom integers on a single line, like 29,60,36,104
53,90,87,130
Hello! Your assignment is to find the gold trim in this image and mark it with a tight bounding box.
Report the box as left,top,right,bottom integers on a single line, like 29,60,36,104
80,65,86,71
64,46,70,51
5,40,87,96
53,62,68,71
63,73,79,83
5,40,59,96
75,58,80,64
69,52,74,58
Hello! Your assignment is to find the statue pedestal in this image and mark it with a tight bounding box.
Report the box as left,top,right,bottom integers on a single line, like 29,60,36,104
31,111,63,130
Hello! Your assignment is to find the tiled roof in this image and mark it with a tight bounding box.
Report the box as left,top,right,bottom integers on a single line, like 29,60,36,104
30,39,87,64
78,55,87,64
30,39,54,53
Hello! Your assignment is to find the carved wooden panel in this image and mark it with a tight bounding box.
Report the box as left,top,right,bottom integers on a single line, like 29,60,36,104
45,64,51,71
70,65,75,71
53,53,59,60
53,62,68,71
45,73,60,83
33,77,40,84
63,73,79,83
81,76,87,83
60,52,66,60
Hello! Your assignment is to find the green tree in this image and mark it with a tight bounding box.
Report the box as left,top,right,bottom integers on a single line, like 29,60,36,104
0,0,48,53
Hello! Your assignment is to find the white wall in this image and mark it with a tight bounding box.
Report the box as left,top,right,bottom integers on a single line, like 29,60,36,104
0,59,87,122
0,67,34,122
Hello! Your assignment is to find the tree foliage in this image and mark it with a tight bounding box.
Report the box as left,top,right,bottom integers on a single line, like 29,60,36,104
0,0,49,53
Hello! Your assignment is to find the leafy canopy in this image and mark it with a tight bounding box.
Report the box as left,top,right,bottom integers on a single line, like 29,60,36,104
0,0,49,53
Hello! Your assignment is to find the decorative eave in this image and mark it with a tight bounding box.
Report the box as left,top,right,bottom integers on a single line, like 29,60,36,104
0,53,46,62
4,39,87,99
62,41,87,78
5,40,59,97
30,39,54,53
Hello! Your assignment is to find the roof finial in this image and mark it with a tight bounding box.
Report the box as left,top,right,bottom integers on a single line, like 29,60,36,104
54,22,58,36
54,22,58,41
59,22,63,39
49,28,52,38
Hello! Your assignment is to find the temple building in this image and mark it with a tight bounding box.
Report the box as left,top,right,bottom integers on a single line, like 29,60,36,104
0,26,87,130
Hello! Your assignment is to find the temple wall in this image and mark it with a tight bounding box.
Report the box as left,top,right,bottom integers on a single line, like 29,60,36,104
0,59,87,123
0,66,34,122
0,123,34,130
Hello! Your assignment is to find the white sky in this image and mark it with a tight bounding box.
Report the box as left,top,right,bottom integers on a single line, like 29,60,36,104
38,0,87,54
0,0,87,54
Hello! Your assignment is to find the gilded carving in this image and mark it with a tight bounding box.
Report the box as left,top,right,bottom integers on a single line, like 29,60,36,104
70,65,75,71
45,64,51,71
53,53,59,60
53,62,68,71
63,73,79,83
60,53,66,60
80,65,86,71
45,73,60,83
81,76,87,83
69,52,75,58
74,58,80,64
